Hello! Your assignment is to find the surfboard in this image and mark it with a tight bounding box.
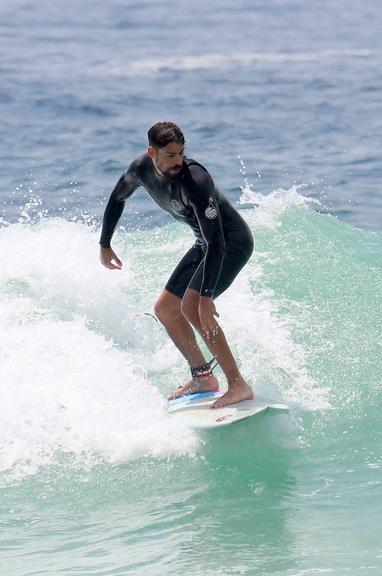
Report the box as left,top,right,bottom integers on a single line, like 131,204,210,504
168,391,289,429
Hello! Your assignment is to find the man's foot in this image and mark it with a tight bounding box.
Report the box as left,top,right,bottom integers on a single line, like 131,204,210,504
210,378,253,409
167,374,219,400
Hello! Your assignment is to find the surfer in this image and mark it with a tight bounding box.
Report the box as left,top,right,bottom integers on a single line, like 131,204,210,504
99,122,254,408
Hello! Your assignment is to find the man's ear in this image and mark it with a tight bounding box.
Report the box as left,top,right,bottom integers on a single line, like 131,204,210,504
147,146,156,159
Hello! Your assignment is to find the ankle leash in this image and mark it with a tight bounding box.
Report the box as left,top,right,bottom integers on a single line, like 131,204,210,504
191,357,218,380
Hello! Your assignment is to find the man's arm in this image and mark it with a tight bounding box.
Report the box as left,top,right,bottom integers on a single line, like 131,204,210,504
99,161,141,269
187,166,226,298
99,163,141,249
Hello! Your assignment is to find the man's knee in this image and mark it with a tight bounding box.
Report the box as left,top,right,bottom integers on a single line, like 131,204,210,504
154,291,181,325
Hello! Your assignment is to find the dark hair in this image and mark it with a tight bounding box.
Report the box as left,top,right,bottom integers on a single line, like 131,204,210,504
147,122,185,149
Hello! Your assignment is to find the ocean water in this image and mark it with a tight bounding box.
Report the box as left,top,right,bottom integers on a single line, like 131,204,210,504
1,1,382,575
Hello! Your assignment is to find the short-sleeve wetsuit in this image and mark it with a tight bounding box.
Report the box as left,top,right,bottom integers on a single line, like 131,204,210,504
99,153,254,300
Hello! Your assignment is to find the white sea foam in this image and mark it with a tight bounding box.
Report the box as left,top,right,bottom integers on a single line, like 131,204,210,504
108,50,371,76
0,196,331,478
0,219,198,480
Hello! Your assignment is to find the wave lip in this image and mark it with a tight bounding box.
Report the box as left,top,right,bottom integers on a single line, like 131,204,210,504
239,184,319,230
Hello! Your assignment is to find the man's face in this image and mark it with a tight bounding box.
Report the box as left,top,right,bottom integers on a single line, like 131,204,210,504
149,142,185,178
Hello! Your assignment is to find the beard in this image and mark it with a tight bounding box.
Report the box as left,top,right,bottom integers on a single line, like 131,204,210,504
163,165,183,180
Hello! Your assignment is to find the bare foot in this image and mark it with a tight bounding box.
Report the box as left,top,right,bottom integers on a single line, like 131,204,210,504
210,378,253,409
167,374,219,400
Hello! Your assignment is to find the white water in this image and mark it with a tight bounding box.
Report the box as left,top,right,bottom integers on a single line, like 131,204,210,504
0,191,332,481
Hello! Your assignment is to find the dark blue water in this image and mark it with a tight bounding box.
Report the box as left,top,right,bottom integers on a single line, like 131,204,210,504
1,0,382,231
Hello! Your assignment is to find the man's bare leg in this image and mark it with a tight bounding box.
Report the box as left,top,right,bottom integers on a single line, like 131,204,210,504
154,290,219,398
156,289,253,408
180,289,253,408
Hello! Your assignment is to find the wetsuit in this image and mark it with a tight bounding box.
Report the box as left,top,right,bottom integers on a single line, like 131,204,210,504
99,154,254,299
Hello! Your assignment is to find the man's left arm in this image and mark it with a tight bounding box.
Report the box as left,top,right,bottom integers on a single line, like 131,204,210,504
188,168,226,298
187,167,227,336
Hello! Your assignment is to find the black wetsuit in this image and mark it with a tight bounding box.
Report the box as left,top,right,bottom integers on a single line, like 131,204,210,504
99,154,253,299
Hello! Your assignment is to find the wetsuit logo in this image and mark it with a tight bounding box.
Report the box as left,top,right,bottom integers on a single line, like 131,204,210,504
171,199,183,213
205,197,218,219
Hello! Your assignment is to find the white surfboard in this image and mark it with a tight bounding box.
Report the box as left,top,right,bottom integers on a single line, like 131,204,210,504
168,391,289,429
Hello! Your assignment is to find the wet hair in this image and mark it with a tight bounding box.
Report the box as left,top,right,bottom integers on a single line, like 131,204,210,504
147,122,185,149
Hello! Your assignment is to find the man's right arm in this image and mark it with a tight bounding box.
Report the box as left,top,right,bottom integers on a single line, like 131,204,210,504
99,162,141,250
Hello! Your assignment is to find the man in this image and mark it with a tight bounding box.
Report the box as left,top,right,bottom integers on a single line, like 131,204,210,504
99,122,254,408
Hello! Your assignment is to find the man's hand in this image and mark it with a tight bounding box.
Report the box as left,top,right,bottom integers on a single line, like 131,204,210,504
100,247,123,270
198,296,220,340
